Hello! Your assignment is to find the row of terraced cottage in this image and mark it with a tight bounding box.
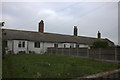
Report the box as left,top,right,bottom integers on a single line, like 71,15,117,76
2,20,114,54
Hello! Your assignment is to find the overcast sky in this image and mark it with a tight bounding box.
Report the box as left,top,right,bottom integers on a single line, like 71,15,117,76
2,2,118,45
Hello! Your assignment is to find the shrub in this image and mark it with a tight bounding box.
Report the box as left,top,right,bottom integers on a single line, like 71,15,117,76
92,39,109,48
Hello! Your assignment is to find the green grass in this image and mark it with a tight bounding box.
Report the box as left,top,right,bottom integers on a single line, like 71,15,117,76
2,54,119,78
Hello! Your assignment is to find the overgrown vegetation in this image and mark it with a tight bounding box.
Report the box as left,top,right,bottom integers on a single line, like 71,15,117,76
3,54,118,78
116,45,120,48
92,39,109,48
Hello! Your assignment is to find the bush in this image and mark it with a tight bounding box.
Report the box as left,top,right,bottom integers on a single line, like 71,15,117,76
18,51,26,54
29,51,35,54
116,45,120,48
92,39,109,48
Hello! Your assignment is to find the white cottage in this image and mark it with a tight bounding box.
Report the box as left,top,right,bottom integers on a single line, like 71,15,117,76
2,20,114,54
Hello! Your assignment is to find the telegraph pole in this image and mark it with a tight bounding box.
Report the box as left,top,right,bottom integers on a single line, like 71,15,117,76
0,22,5,79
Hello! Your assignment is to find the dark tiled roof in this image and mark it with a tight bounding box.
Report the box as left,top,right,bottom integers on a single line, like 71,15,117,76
2,29,114,45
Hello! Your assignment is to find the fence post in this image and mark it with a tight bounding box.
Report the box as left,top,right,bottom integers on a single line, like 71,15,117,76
69,48,70,56
77,48,78,57
61,48,62,55
51,48,52,54
115,48,117,62
56,48,57,55
99,48,101,59
62,48,63,55
87,48,89,58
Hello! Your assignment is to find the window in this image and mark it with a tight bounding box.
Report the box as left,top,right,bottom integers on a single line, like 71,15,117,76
70,43,74,48
34,42,40,48
18,41,22,48
54,43,58,48
3,40,7,47
18,41,25,48
76,44,79,48
64,44,66,48
22,42,25,47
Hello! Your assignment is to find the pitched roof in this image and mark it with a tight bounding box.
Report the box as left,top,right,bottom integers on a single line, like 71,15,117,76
2,29,114,45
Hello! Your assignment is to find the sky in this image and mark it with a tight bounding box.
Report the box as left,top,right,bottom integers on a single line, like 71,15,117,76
1,2,118,45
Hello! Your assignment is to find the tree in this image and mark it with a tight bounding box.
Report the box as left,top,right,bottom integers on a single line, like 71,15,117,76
92,39,109,48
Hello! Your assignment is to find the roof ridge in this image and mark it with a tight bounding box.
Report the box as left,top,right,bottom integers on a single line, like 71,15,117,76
2,28,75,36
2,28,114,45
2,28,103,39
44,32,74,37
2,28,38,33
78,35,101,39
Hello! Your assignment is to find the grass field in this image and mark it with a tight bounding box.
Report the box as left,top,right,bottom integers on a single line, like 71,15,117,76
2,54,119,78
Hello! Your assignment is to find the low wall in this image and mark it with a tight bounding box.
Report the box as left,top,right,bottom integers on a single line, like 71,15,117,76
72,69,120,79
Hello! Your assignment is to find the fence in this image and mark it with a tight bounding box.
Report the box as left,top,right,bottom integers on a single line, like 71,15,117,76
46,48,120,62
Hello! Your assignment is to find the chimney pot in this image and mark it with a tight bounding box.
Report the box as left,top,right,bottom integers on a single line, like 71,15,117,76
74,26,78,36
38,20,44,33
97,31,101,39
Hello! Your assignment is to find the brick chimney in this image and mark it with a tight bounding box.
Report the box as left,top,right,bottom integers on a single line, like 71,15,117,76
38,20,44,33
74,26,78,36
97,31,101,39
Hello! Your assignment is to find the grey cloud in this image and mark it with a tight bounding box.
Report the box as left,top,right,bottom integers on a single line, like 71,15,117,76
2,2,118,45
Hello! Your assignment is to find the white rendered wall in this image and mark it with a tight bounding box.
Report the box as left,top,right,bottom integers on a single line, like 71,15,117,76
43,42,54,53
79,44,89,48
13,40,28,54
43,42,70,52
28,41,43,54
44,42,71,49
7,40,89,54
63,43,71,48
58,43,63,48
7,40,13,51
